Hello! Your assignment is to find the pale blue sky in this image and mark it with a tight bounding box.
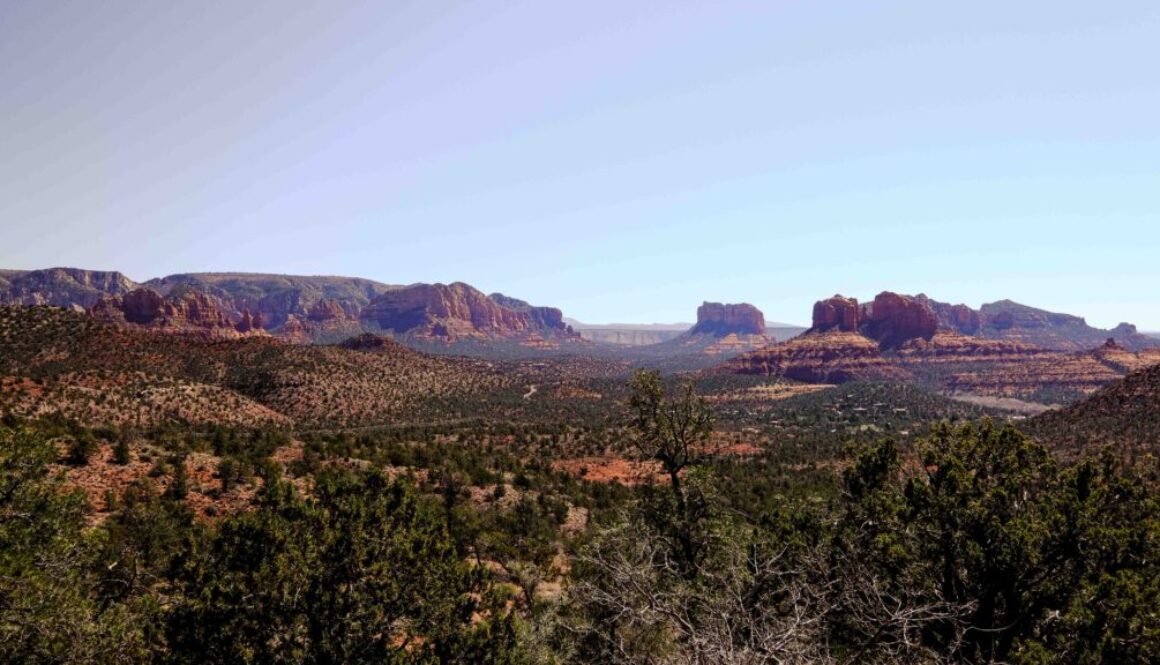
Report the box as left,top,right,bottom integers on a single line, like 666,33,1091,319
2,1,1158,327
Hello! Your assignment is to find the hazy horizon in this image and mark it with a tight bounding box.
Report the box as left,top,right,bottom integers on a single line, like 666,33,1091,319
3,1,1159,328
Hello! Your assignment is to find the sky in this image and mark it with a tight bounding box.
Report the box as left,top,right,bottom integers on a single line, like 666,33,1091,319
1,1,1158,328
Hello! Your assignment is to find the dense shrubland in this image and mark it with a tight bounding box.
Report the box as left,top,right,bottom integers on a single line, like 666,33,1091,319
1,369,1157,663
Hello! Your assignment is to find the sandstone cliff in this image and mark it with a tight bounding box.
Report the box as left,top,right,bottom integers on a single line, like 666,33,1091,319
143,273,397,331
811,295,860,333
0,268,137,308
90,287,245,336
361,283,578,341
809,292,937,349
690,302,766,336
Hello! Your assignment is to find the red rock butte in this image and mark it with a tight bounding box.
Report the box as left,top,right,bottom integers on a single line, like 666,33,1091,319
690,302,766,337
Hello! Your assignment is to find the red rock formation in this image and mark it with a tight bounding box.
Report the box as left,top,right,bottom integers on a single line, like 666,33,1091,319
811,295,860,332
278,315,312,344
91,288,237,334
235,310,256,333
915,294,981,335
168,290,232,328
362,283,577,340
690,302,766,336
860,292,939,349
307,298,347,322
118,288,167,324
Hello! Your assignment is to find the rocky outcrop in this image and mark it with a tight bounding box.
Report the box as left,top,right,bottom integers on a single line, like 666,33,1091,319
489,293,572,333
719,327,1160,399
277,315,312,344
119,288,167,324
362,283,577,340
811,295,860,332
235,310,261,333
810,292,937,349
860,292,939,349
915,294,981,335
142,272,396,331
690,302,766,336
307,298,348,322
90,288,238,334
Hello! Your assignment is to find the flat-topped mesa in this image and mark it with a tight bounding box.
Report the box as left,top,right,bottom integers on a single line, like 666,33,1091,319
690,302,766,336
489,293,571,332
0,267,138,308
811,295,860,332
361,283,577,340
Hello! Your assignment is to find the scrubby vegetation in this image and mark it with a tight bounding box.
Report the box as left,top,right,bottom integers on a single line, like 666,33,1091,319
2,307,1158,662
2,365,1157,663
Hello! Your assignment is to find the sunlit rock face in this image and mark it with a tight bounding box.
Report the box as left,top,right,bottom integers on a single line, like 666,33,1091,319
690,302,766,337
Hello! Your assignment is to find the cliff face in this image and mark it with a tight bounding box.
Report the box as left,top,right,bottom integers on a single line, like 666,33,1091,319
143,273,396,331
806,291,1159,353
915,294,981,335
361,283,578,340
859,292,939,350
809,292,937,350
489,293,571,332
690,302,766,336
90,288,246,335
0,268,137,308
811,295,860,333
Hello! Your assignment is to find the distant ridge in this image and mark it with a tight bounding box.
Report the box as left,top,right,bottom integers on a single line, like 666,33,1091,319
1,267,1153,354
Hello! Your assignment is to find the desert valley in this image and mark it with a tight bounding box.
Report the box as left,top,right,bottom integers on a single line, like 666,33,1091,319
2,266,1159,662
4,2,1160,662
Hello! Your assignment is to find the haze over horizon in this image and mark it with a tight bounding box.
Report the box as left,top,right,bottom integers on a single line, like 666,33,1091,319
3,1,1159,328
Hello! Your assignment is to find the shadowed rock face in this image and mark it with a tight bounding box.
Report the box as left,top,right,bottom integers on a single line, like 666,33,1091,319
860,292,939,350
361,283,576,340
690,302,766,336
812,295,861,333
810,292,937,349
91,288,238,332
915,294,981,335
